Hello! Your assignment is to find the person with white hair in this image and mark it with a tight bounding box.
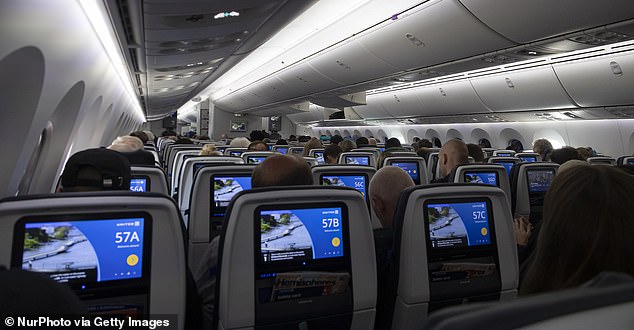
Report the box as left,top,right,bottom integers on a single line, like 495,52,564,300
229,136,250,148
108,135,155,165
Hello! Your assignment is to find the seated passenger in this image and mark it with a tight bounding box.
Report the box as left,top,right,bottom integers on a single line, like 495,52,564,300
275,139,288,145
431,139,469,183
108,135,155,165
467,143,485,163
130,131,149,144
385,137,405,151
533,139,553,162
368,137,378,146
199,144,222,156
338,140,357,153
248,140,268,151
520,165,634,294
195,154,313,328
302,137,323,157
330,134,343,146
324,145,342,165
59,148,131,192
549,146,582,165
229,137,250,148
356,136,370,147
369,166,415,329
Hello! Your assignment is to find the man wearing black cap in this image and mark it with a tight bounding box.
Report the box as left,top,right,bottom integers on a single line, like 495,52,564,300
59,148,131,192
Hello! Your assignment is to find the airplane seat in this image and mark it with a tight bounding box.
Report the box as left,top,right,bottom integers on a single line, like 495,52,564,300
427,152,440,181
223,148,248,157
487,156,521,180
170,149,203,194
214,186,376,329
492,150,516,157
384,184,518,329
352,147,381,160
187,165,256,270
587,156,616,165
619,156,634,166
422,272,634,330
338,152,377,167
311,165,378,227
515,152,541,163
308,148,326,164
288,146,305,156
452,164,512,207
384,151,417,158
511,163,559,224
303,156,319,167
271,145,290,154
382,156,428,185
130,165,169,195
178,157,246,219
241,151,280,165
0,192,189,329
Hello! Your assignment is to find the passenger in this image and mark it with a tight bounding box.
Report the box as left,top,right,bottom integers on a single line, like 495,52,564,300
199,144,222,156
576,147,592,160
330,134,343,145
130,131,149,144
248,140,268,152
229,137,250,148
467,143,485,163
143,130,156,143
59,148,131,192
507,139,524,153
416,147,432,161
249,130,266,141
269,132,281,140
368,137,378,146
302,137,322,157
338,140,357,153
174,137,194,144
549,146,582,165
385,137,403,151
356,136,369,147
195,155,313,328
431,139,469,183
275,139,288,145
323,145,342,165
108,136,155,165
520,165,634,294
369,166,415,329
532,139,553,161
556,159,590,175
376,151,393,170
479,138,492,149
419,139,433,148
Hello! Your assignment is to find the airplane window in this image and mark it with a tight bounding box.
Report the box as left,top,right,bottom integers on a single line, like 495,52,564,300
16,122,52,195
432,137,442,148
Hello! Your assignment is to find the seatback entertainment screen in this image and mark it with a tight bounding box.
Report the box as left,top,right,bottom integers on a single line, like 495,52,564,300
344,156,369,166
247,156,267,164
391,162,420,184
275,147,288,154
321,175,367,200
313,151,325,165
519,156,537,163
129,178,148,192
13,214,150,290
494,161,514,177
526,169,556,193
212,176,252,217
424,200,493,250
464,172,498,187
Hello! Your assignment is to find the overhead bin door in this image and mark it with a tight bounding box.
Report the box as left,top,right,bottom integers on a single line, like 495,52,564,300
459,0,634,43
469,66,578,111
553,50,634,107
359,0,514,72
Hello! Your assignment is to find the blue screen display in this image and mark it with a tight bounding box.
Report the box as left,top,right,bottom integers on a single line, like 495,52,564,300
260,207,344,263
345,156,369,165
321,175,366,199
519,156,537,163
464,172,498,187
314,151,325,165
22,218,145,283
496,152,513,157
216,147,227,153
247,156,267,164
129,178,147,192
275,147,288,154
229,150,244,156
527,169,555,193
494,161,514,176
213,176,252,210
426,201,491,249
291,148,304,155
391,162,420,184
628,159,634,165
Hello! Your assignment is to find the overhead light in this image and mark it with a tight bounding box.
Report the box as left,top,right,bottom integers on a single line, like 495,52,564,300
78,0,145,122
214,11,240,20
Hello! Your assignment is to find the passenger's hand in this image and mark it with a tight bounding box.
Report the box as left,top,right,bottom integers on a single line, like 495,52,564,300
513,216,533,246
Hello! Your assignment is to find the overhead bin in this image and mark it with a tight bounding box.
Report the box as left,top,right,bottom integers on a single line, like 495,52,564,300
350,98,394,120
375,88,424,118
553,49,634,107
415,80,491,116
459,0,634,43
358,0,514,72
275,61,344,99
469,66,578,111
286,105,338,123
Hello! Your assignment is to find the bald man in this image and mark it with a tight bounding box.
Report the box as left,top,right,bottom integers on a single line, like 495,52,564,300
433,139,469,183
195,154,312,328
370,166,415,329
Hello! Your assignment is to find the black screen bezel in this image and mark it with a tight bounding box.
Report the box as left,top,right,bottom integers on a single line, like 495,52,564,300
423,198,497,257
11,211,152,295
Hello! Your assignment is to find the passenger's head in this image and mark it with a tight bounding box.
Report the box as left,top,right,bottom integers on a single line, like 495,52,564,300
199,144,221,156
576,147,592,160
252,155,313,188
355,137,369,146
108,136,144,152
324,145,342,164
302,138,323,157
275,139,288,145
338,140,357,153
385,138,402,149
368,137,377,146
249,130,266,142
438,139,469,177
376,152,393,170
550,146,582,165
533,139,554,160
369,166,415,228
419,139,433,148
129,131,149,144
143,130,155,141
556,159,590,176
248,140,268,151
466,143,485,163
330,135,343,145
174,137,193,144
520,165,634,294
229,137,250,148
507,139,524,153
60,148,131,192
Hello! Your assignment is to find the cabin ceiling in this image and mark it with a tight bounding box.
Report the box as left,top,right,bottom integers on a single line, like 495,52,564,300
109,0,634,123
